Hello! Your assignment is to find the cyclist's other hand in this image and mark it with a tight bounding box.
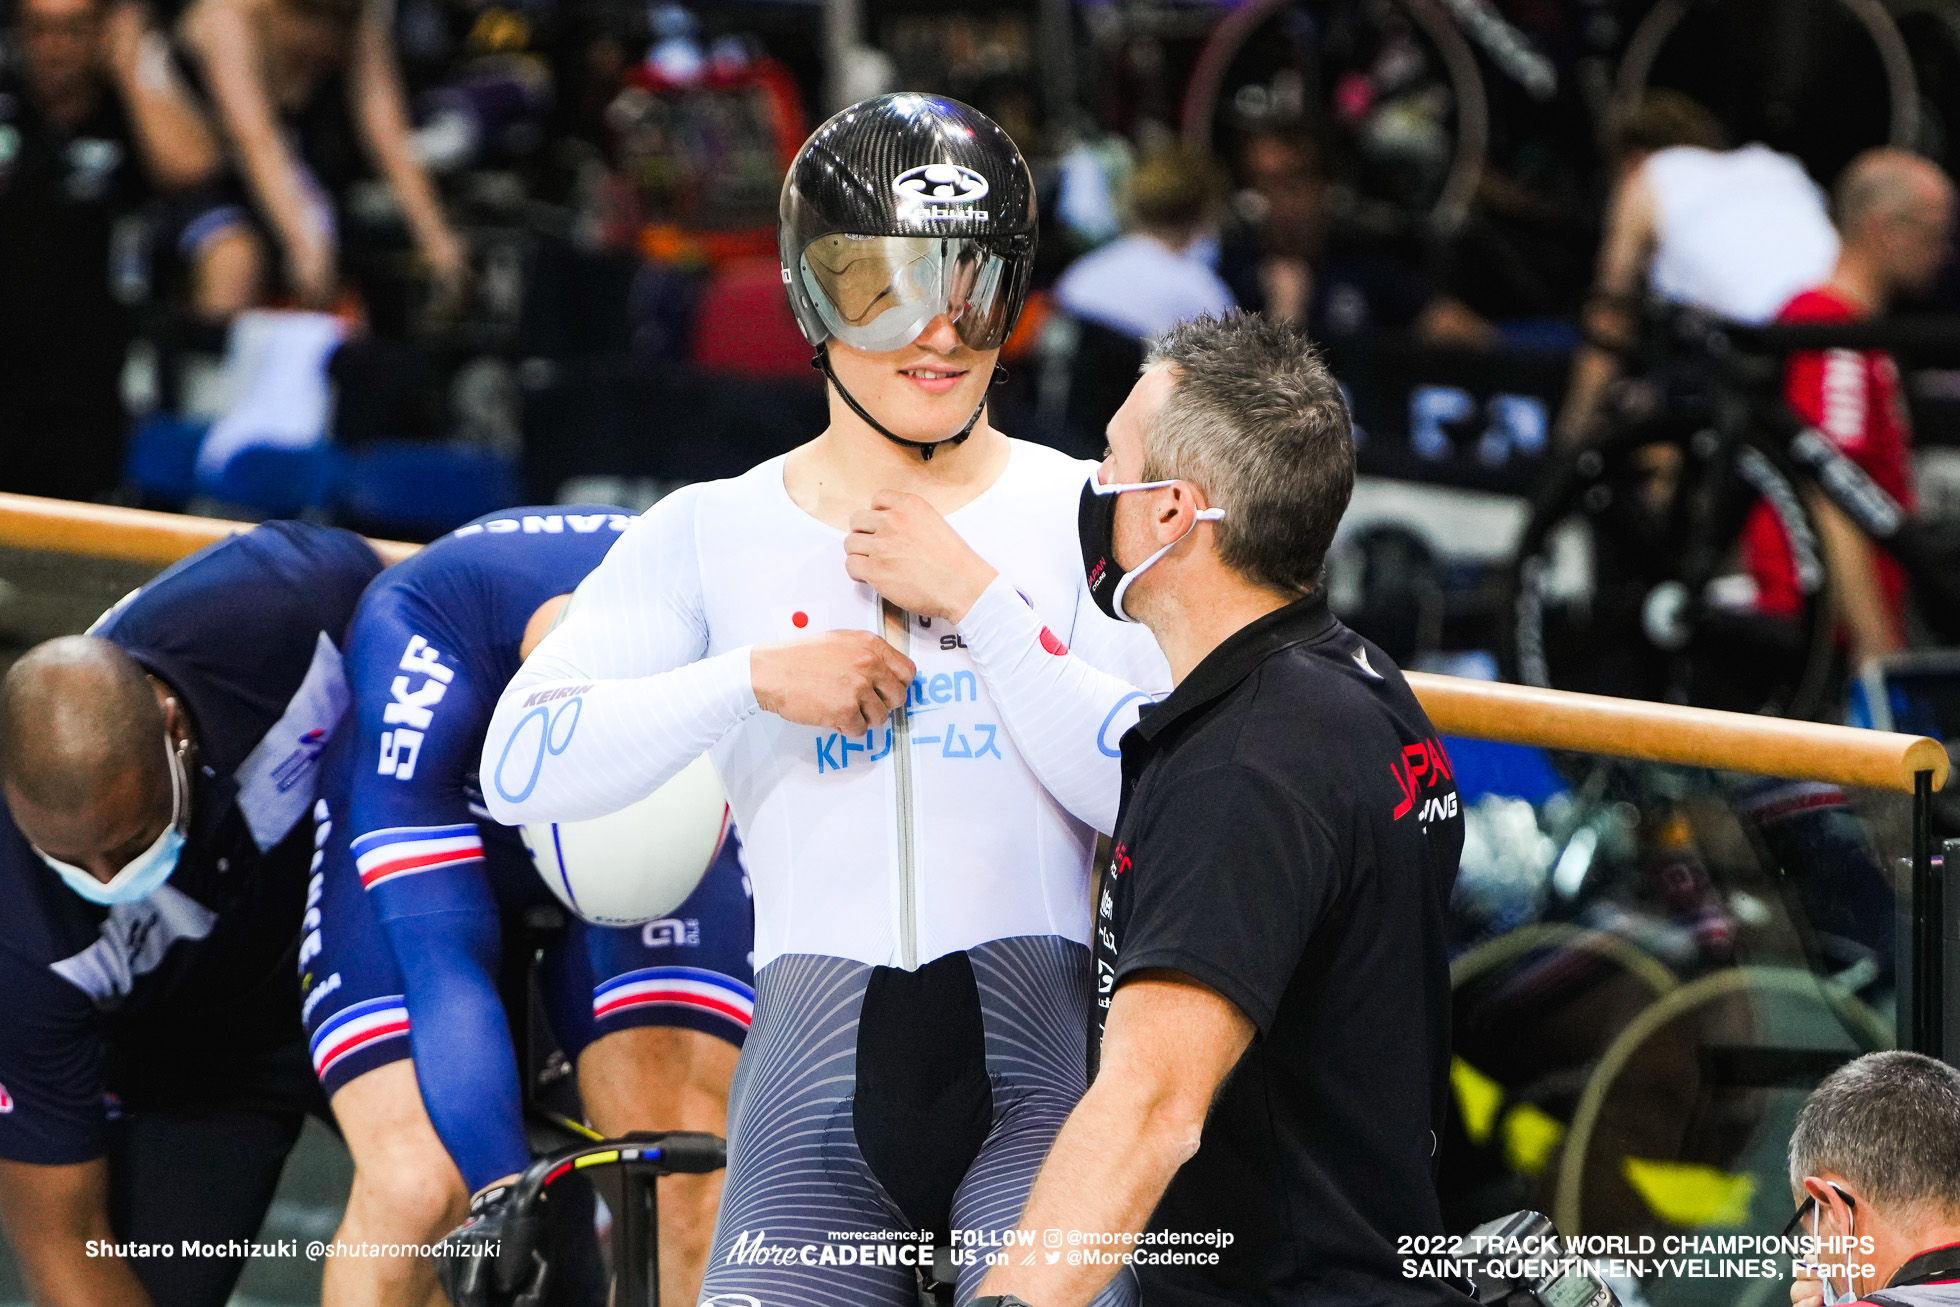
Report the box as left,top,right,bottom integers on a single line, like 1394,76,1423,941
469,1174,522,1210
435,1191,507,1307
844,490,997,623
752,631,916,734
437,1175,542,1307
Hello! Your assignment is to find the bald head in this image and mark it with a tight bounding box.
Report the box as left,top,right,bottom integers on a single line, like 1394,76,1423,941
0,637,167,816
1835,149,1956,300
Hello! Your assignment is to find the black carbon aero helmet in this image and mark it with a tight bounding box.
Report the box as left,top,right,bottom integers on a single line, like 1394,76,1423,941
782,94,1037,352
781,95,1036,458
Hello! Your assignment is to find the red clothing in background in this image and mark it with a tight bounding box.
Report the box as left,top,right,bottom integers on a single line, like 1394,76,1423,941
1743,288,1917,631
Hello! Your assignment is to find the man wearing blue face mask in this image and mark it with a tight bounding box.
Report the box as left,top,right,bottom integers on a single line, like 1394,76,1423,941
1786,1052,1960,1307
0,520,380,1307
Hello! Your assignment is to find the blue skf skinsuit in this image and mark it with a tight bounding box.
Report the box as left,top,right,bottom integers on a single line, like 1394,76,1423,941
304,506,754,1193
0,522,381,1307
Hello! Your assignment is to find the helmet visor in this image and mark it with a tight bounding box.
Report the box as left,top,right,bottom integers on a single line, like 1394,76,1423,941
800,234,1021,353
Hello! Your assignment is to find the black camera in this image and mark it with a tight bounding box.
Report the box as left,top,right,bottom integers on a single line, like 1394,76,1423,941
1463,1212,1619,1307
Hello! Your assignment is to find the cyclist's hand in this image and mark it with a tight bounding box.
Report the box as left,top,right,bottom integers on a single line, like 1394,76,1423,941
436,1176,544,1307
752,631,916,734
844,491,998,623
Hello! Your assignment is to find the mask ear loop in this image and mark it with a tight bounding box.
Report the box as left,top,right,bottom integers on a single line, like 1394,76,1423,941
1834,1184,1858,1303
1805,1183,1859,1305
163,716,190,834
1109,504,1226,622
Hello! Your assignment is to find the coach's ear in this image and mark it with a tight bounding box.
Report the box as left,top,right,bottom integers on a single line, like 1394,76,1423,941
1146,481,1223,558
1152,482,1199,543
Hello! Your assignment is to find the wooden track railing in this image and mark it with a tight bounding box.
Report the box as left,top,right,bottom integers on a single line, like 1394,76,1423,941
1408,673,1946,795
0,493,1945,795
0,492,418,567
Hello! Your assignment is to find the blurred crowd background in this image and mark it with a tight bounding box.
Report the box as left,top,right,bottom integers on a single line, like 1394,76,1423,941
4,0,1960,662
7,8,1960,1305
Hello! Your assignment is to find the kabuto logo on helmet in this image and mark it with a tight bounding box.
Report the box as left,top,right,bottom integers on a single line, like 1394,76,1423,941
780,94,1036,458
893,163,991,220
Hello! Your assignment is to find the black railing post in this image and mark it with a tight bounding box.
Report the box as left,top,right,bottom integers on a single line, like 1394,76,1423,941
613,1162,660,1306
1914,770,1941,1056
1946,834,1960,1068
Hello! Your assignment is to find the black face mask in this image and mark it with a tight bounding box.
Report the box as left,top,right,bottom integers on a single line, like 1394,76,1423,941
1078,476,1126,622
1077,474,1226,623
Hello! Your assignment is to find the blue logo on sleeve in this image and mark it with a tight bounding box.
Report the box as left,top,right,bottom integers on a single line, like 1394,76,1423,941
494,698,583,803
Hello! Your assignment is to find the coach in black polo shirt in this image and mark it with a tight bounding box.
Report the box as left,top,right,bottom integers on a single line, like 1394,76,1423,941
974,312,1467,1307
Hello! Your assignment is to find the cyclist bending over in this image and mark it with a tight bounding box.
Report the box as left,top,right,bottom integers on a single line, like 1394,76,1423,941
1557,91,1838,445
306,508,753,1307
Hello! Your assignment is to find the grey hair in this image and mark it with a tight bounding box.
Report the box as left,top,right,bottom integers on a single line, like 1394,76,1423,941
1788,1051,1960,1220
1141,312,1354,595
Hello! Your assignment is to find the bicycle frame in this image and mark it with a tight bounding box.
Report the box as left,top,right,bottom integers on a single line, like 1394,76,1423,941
1598,309,1960,1058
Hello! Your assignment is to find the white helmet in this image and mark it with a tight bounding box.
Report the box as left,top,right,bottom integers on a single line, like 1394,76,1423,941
523,753,729,927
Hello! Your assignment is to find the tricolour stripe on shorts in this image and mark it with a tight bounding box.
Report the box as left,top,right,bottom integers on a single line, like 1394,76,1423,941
310,994,410,1076
351,823,483,889
594,965,755,1028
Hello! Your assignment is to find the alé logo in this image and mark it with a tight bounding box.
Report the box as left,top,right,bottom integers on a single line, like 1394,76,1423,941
1390,738,1457,824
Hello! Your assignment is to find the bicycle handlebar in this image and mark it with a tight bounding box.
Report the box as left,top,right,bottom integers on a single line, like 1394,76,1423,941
616,1129,729,1174
439,1132,728,1307
1575,300,1960,365
512,1131,727,1208
1726,315,1960,359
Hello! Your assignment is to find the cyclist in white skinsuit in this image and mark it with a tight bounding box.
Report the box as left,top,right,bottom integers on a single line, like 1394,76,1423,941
1556,90,1839,443
481,94,1166,1307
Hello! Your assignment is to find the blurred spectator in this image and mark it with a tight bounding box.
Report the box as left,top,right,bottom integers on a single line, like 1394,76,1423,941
1556,91,1839,442
1052,146,1234,341
178,0,466,310
1742,149,1954,670
0,0,258,501
1047,147,1233,455
1217,125,1494,347
1786,1050,1960,1307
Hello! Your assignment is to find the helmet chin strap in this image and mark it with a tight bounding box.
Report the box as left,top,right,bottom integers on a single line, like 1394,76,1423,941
813,347,1007,462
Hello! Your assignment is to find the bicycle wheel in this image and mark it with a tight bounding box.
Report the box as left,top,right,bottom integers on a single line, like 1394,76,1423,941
1180,0,1488,233
1554,966,1886,1244
1501,416,1836,720
1614,0,1916,182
